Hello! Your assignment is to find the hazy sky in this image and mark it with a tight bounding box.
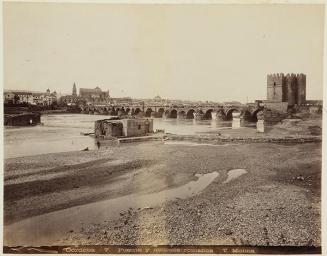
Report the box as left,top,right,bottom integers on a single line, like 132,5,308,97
3,3,325,102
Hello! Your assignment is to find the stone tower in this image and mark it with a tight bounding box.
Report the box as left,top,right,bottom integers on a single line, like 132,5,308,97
72,83,77,97
296,74,306,104
267,73,306,105
267,73,285,102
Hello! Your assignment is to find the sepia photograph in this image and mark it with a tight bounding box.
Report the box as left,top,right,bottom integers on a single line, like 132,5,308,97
1,1,325,254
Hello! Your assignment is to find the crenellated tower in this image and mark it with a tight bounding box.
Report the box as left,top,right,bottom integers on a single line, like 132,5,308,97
267,73,306,105
296,73,306,104
267,73,285,102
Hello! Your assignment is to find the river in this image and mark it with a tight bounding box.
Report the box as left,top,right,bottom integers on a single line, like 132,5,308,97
4,113,240,159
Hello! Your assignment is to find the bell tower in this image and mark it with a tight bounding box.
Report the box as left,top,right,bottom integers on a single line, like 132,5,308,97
72,83,77,97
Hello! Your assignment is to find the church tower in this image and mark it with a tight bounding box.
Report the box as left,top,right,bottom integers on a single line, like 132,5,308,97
72,83,77,96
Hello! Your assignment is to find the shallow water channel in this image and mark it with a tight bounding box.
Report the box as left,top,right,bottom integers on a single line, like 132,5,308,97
4,171,219,246
224,169,248,184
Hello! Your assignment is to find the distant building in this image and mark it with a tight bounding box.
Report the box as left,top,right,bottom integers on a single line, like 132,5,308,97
43,89,58,106
4,89,57,105
79,86,110,104
3,91,15,104
59,84,110,105
59,94,84,105
110,97,133,105
32,93,45,105
59,83,83,105
4,90,33,104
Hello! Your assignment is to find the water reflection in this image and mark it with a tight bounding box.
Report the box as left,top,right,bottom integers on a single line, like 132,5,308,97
4,114,238,158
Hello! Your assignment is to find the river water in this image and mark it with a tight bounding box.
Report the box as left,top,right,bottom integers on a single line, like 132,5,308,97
4,113,237,159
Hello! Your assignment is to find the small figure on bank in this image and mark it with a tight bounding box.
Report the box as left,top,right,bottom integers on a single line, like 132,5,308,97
96,141,101,149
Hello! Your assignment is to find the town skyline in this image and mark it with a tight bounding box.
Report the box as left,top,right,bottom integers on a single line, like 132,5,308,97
4,3,324,102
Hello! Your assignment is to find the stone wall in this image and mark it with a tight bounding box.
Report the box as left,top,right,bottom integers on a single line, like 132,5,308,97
264,102,288,113
263,109,287,125
95,118,154,138
94,119,123,138
122,119,153,137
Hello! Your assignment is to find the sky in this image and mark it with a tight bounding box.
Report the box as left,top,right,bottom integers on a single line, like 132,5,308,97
3,3,325,102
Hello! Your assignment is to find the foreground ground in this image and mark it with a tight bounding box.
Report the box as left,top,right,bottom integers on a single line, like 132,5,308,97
4,139,321,246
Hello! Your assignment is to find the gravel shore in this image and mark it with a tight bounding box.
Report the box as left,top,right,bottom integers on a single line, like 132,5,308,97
4,140,321,247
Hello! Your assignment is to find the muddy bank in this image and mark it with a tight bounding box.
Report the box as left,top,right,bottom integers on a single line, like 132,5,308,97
165,118,322,144
166,133,321,144
3,141,321,247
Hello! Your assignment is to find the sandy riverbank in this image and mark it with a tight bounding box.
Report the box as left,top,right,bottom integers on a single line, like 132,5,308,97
165,118,322,144
4,139,321,247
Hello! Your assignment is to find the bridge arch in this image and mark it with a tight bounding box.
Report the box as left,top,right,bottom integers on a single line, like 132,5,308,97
225,108,241,120
116,107,122,116
186,109,195,119
251,109,262,122
134,108,141,115
203,109,213,120
109,107,116,115
165,109,178,118
170,109,177,118
145,108,153,117
242,110,253,122
178,110,186,119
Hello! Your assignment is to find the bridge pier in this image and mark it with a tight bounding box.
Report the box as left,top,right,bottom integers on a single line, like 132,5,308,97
165,112,173,118
194,112,204,120
211,111,218,120
256,111,265,132
157,111,164,118
232,112,241,129
216,111,226,121
211,110,227,121
177,112,186,119
151,111,162,118
136,111,145,117
117,110,125,117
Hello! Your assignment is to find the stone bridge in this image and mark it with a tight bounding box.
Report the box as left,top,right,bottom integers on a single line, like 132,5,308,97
79,103,263,122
